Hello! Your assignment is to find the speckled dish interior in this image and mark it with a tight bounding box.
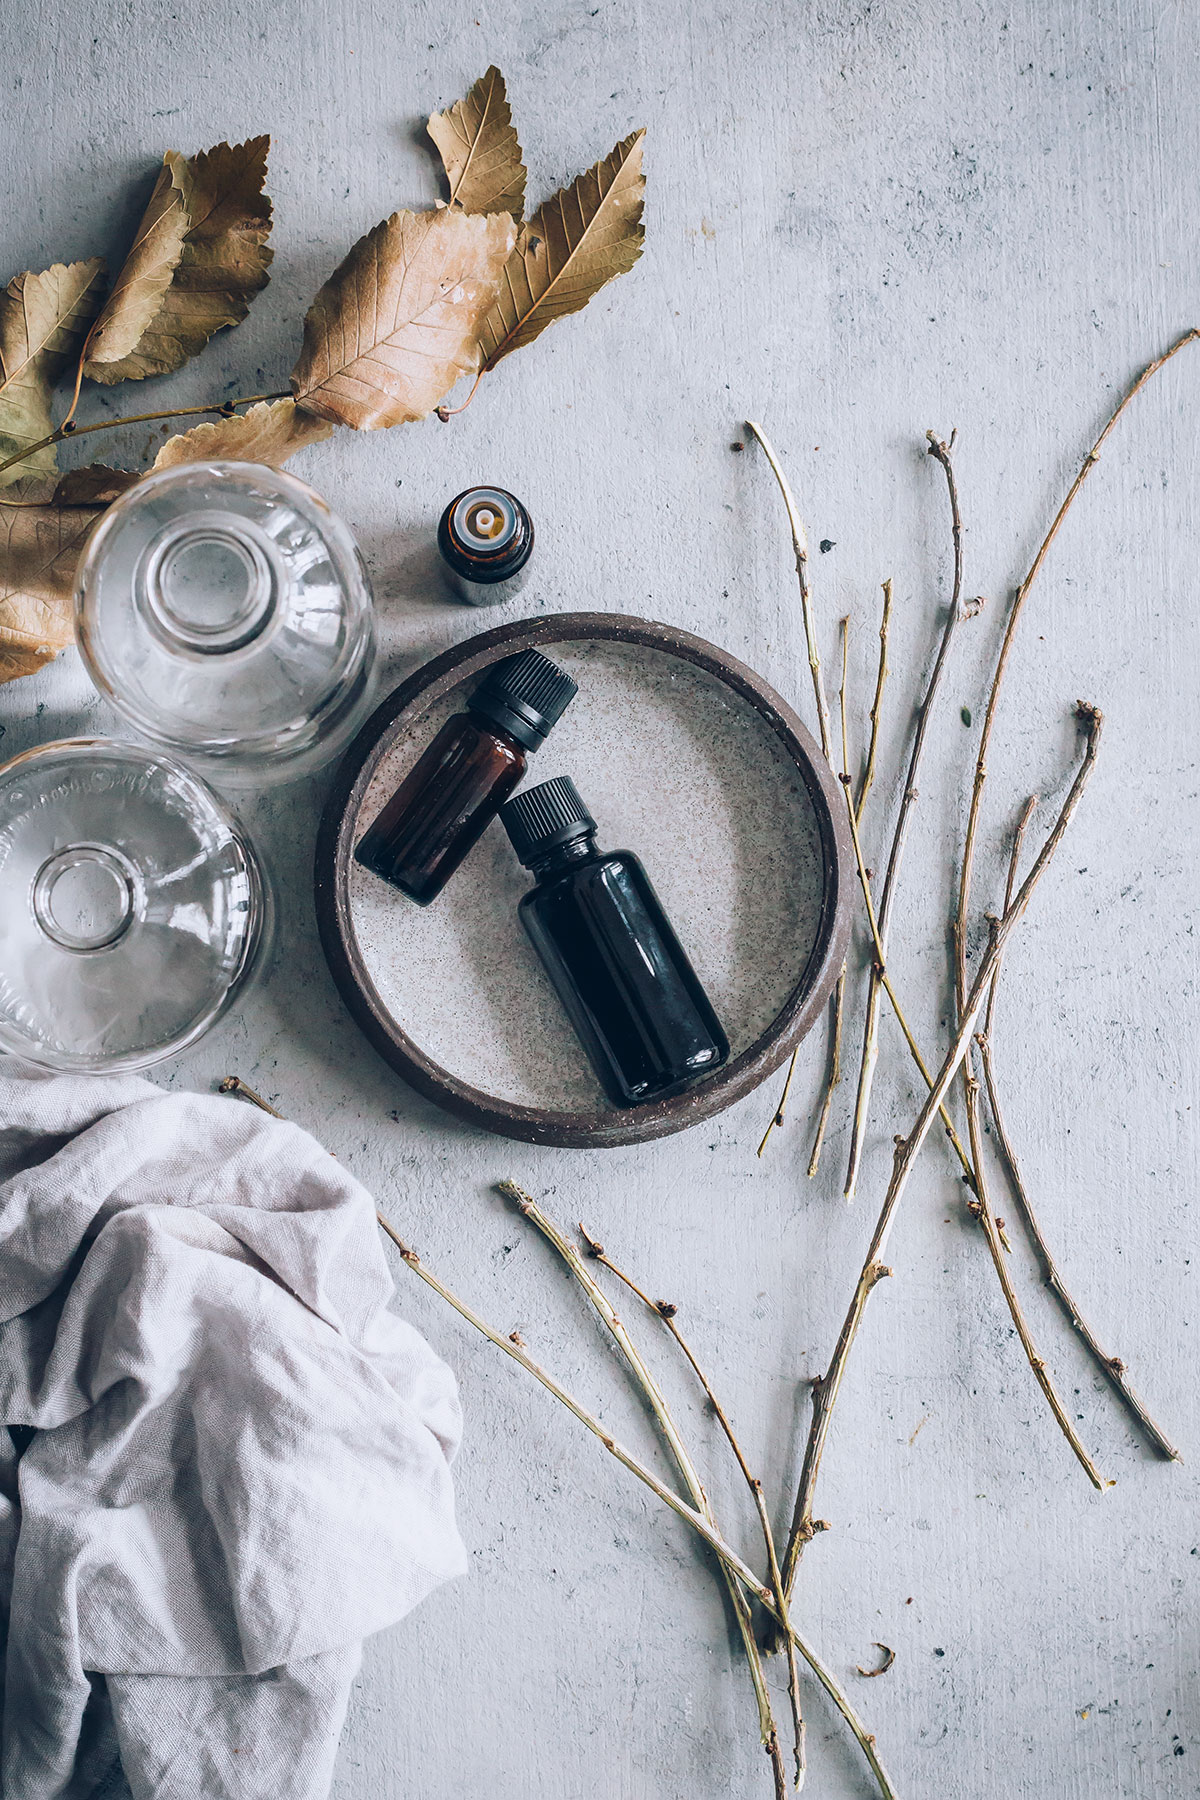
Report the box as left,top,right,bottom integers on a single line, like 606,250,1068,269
349,633,827,1108
336,632,834,1126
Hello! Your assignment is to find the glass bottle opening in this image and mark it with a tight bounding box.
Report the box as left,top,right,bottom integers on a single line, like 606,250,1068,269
139,516,278,655
31,843,142,953
450,488,519,556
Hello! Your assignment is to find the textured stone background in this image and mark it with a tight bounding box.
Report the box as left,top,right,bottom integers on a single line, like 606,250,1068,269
2,2,1198,1795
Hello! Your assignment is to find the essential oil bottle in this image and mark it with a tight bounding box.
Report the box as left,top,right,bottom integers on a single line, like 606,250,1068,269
437,487,534,606
355,650,576,905
500,776,729,1106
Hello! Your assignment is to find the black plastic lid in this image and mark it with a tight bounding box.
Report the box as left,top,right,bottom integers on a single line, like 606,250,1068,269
501,775,596,865
469,650,577,752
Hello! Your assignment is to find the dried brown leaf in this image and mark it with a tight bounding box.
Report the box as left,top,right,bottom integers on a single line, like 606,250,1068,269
428,66,526,219
291,206,515,430
153,399,332,470
84,138,273,385
52,465,140,506
84,153,194,374
476,129,645,371
0,479,99,683
0,258,106,488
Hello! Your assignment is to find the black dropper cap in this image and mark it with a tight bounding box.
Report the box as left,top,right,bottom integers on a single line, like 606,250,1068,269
501,775,596,866
470,650,577,752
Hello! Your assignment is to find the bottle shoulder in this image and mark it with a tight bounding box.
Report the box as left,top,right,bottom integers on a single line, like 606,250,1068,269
439,710,526,769
521,847,646,903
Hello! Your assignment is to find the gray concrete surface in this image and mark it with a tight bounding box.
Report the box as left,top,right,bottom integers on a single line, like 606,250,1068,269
2,2,1198,1795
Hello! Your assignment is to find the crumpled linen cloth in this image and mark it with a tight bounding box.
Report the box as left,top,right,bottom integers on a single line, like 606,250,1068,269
0,1064,467,1800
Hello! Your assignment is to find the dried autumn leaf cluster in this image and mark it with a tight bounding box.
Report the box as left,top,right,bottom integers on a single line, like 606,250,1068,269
0,68,645,682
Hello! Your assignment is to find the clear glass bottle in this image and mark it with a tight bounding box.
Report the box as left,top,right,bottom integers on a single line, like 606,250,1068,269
74,461,376,784
437,486,533,606
0,738,272,1072
500,776,730,1106
355,649,576,905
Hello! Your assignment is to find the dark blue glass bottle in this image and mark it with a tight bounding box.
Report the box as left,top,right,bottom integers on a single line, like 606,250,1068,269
501,777,729,1106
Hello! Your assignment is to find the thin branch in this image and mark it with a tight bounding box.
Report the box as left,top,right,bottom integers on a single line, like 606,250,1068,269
747,418,836,1159
807,617,854,1177
838,768,976,1182
218,1073,283,1117
778,702,1105,1600
975,808,1181,1462
498,1182,787,1795
961,1032,1107,1489
806,974,845,1179
377,1211,897,1800
218,1077,896,1798
809,591,892,1180
744,420,833,760
0,389,292,486
844,430,971,1200
749,424,977,1181
954,329,1199,1021
435,366,485,420
757,1050,800,1157
857,579,893,818
578,1225,806,1790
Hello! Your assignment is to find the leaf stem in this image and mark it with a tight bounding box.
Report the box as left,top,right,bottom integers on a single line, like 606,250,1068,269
0,389,292,484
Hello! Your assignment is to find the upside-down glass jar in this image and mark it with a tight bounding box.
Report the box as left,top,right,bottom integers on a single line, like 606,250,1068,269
75,461,376,784
0,738,272,1072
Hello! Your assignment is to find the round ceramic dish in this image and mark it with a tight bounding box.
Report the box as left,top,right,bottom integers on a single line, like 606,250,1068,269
315,613,853,1148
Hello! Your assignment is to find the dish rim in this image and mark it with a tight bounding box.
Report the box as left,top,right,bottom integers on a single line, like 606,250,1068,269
314,611,853,1148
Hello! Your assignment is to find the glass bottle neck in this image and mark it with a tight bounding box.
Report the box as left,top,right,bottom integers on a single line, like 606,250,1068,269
465,703,531,754
527,831,600,881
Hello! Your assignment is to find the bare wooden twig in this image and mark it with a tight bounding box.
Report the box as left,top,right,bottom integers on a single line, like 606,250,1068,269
806,617,854,1176
747,424,984,1185
744,420,833,762
747,417,835,1158
954,330,1200,1020
844,431,971,1200
959,850,1108,1490
376,1211,898,1800
218,1078,897,1800
578,1225,806,1790
806,972,845,1179
217,1074,283,1117
807,587,893,1179
497,1182,787,1796
975,806,1181,1462
858,579,893,818
778,702,1105,1600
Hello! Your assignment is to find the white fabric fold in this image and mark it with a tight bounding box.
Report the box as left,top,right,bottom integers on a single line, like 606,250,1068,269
0,1065,466,1800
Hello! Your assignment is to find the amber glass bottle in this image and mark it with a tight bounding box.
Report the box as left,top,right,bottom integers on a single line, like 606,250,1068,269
355,650,576,904
437,487,534,606
500,776,729,1106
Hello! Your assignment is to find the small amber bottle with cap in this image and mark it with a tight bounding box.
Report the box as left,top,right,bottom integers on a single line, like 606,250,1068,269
437,487,534,606
354,649,576,905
